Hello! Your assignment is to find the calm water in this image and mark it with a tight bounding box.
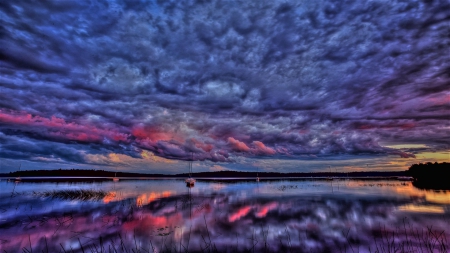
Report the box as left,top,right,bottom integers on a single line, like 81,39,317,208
0,179,449,252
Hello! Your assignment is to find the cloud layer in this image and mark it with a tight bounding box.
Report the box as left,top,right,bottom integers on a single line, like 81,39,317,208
0,0,449,170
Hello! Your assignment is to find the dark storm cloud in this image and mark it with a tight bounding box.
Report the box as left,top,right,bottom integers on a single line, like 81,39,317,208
0,132,85,163
0,0,448,165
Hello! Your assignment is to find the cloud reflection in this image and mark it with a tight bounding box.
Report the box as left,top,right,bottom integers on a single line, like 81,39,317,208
1,180,449,252
1,0,449,172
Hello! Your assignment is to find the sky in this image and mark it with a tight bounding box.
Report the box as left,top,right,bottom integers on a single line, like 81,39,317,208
0,0,449,174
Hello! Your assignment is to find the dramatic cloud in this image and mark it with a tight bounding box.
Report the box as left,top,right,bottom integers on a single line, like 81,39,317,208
0,0,449,172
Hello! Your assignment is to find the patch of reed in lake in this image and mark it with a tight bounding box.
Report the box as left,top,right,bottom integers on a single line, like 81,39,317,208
33,189,113,201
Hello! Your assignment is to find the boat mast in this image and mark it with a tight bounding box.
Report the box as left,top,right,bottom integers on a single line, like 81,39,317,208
189,152,193,177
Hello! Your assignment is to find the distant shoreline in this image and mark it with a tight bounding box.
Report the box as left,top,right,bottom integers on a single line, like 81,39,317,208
0,168,408,178
0,176,413,184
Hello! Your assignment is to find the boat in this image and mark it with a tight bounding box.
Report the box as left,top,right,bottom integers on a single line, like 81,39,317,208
326,166,333,181
185,153,195,188
113,172,119,182
15,163,21,182
256,168,260,182
185,177,195,187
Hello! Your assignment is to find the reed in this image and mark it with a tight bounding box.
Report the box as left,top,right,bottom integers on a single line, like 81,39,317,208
33,189,113,201
3,223,448,253
368,221,448,253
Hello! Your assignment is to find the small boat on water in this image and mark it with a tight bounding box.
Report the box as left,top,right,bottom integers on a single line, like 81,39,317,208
185,153,195,188
186,177,195,187
15,163,22,182
326,166,333,181
113,172,119,182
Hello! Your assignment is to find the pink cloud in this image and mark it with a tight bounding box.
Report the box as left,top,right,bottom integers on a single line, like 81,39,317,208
227,138,276,156
252,141,276,155
191,138,214,152
228,137,250,152
392,150,416,158
131,126,184,143
0,110,128,143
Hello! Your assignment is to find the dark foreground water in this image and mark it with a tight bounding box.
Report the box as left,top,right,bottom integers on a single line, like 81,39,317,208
0,178,449,252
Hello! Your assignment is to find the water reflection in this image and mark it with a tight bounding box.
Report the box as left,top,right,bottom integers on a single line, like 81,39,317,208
0,179,449,252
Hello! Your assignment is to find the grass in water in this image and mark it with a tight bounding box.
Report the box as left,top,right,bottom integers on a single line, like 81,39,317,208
33,189,113,201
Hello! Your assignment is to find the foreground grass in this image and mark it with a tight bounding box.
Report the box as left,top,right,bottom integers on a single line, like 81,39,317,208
11,221,448,253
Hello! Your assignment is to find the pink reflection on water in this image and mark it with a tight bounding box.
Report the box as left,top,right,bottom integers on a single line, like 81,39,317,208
0,180,449,252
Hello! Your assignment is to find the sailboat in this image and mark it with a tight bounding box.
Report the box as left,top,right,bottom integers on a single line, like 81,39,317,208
113,172,119,181
15,164,22,182
185,153,195,187
326,166,333,181
256,168,260,182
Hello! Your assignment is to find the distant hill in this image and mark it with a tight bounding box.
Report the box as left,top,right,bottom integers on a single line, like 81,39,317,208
0,168,408,178
408,162,450,190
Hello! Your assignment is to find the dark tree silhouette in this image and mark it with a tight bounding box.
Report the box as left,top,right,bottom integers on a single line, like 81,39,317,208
408,162,450,190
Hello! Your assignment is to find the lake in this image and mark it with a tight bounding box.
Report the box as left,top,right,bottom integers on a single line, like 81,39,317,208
0,178,449,252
